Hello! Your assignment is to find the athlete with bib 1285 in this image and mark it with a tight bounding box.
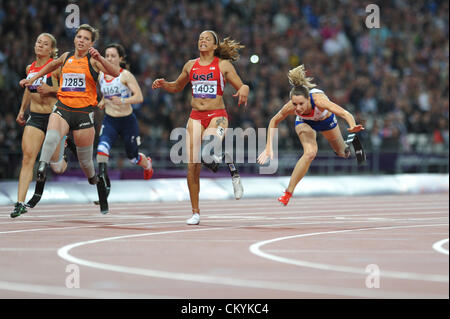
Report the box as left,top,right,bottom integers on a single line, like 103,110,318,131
19,24,121,214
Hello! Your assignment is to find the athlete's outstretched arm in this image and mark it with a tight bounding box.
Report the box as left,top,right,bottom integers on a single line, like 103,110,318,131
257,101,295,164
314,95,364,133
151,60,193,93
36,66,60,97
19,53,68,88
89,47,120,77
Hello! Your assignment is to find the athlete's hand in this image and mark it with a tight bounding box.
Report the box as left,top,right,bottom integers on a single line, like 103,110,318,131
97,99,105,110
16,112,26,126
257,149,273,165
347,125,364,133
152,78,166,89
233,84,249,107
19,78,31,88
88,47,102,61
37,83,54,96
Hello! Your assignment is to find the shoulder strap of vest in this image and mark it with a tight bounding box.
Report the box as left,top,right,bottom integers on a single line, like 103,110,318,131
62,51,74,67
309,93,316,109
86,52,99,82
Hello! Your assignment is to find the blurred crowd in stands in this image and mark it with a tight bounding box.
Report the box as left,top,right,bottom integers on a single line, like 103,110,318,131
0,0,448,178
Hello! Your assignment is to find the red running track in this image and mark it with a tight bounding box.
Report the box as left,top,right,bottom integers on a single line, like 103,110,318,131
0,193,448,299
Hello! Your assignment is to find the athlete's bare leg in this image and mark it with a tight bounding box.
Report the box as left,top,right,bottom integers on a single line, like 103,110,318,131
321,124,349,158
186,118,204,215
286,123,318,193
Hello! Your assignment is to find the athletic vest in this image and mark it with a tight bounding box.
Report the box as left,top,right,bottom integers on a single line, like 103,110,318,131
295,88,330,121
99,69,131,100
26,59,54,93
57,51,98,108
189,57,225,99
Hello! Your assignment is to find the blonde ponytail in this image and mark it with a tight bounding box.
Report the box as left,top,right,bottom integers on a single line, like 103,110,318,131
288,64,316,89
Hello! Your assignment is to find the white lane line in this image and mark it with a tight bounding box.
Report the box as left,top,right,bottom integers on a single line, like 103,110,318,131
0,197,447,214
0,205,447,227
0,202,449,218
0,213,445,235
249,223,449,283
0,220,186,235
0,280,177,299
56,226,446,299
432,238,449,255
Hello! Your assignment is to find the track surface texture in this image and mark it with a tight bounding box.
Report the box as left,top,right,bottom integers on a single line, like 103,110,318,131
0,193,448,299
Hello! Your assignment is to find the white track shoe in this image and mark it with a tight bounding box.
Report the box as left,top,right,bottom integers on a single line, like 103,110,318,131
186,213,200,225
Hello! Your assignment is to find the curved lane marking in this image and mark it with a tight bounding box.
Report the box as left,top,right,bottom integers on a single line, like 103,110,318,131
57,225,447,298
432,238,449,255
250,223,449,283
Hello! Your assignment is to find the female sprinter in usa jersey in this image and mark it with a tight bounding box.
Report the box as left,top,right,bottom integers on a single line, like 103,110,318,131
152,30,249,225
258,65,365,206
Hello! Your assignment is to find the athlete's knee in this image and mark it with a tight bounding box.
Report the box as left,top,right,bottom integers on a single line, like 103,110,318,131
43,130,61,148
21,152,36,167
303,149,317,162
187,162,202,174
40,130,62,163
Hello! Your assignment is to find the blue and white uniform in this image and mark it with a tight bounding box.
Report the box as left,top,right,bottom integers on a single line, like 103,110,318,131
97,70,142,164
294,88,338,131
99,69,132,100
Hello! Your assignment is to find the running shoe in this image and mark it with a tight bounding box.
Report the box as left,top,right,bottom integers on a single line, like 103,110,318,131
144,157,154,180
10,202,27,218
186,213,200,225
278,191,292,206
232,174,243,200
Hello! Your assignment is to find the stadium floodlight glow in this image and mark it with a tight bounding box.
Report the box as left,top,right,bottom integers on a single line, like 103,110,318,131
250,54,259,64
